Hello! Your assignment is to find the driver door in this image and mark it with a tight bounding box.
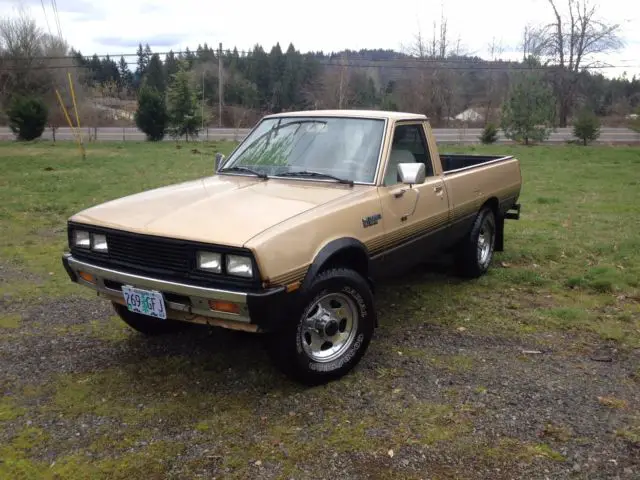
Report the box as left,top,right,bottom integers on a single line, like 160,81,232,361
376,121,450,276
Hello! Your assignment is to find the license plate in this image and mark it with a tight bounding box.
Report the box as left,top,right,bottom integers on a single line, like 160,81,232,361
121,285,167,320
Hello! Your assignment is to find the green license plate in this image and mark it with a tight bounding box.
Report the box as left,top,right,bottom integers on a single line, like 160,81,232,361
121,285,167,320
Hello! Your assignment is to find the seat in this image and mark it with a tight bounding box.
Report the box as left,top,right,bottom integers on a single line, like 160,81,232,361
384,148,416,185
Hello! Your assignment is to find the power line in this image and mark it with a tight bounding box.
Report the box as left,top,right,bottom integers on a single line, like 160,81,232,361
5,48,640,67
50,0,63,40
3,59,639,73
40,0,52,37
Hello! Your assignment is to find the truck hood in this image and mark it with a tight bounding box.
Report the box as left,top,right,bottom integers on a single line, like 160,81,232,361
70,175,361,247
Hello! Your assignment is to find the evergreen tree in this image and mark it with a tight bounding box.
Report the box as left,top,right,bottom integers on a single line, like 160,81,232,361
143,43,152,62
501,74,555,145
144,53,166,93
351,73,379,108
572,109,601,145
100,55,120,84
135,87,169,141
282,43,302,109
89,54,102,82
268,43,286,112
134,43,152,89
246,45,271,110
480,123,499,144
184,47,195,69
229,46,241,72
118,56,133,92
135,43,148,77
167,67,202,141
164,51,179,85
8,95,48,141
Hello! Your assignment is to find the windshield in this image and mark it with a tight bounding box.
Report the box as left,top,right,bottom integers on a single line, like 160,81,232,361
221,116,386,184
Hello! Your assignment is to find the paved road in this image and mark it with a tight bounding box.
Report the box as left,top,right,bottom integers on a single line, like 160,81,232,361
1,126,638,144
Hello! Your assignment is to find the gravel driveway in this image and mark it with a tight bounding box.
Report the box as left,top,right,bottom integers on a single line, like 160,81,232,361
1,269,638,479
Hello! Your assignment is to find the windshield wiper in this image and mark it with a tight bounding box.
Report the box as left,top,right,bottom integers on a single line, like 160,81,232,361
219,166,268,179
277,170,354,186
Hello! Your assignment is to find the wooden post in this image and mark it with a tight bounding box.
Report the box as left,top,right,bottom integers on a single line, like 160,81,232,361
68,73,86,159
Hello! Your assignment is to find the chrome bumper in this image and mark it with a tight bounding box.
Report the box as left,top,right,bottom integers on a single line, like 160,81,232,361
62,253,251,325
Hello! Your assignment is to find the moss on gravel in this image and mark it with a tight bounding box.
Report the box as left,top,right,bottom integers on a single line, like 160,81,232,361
0,314,21,329
0,396,27,421
0,436,184,480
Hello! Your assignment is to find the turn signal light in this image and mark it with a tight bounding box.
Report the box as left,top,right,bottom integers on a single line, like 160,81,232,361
208,300,240,314
78,271,96,284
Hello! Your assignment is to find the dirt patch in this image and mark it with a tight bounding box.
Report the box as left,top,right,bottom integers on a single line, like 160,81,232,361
0,261,43,286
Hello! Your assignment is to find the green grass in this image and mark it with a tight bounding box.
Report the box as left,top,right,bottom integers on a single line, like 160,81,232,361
377,144,640,348
1,141,639,478
0,140,237,299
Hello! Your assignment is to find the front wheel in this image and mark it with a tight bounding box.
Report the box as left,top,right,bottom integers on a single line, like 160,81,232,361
456,207,497,278
266,268,376,385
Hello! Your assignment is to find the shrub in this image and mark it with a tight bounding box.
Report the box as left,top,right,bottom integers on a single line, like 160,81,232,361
134,87,168,141
480,123,498,144
7,95,48,141
573,110,601,146
629,108,640,133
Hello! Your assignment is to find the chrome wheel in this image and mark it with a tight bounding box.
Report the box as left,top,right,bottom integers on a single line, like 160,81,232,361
477,215,495,267
300,292,359,363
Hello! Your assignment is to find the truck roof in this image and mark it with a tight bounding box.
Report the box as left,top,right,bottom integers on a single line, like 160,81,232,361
263,109,428,121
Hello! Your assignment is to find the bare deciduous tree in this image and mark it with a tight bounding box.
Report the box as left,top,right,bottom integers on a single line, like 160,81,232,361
541,0,624,126
0,8,45,98
521,24,548,62
483,37,506,125
401,10,464,125
313,55,353,109
1,9,86,135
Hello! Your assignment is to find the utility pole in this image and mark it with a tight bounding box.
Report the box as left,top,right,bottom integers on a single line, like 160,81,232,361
201,70,205,136
218,42,223,128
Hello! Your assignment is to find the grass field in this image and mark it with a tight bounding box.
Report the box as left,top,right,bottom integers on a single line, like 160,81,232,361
0,141,639,479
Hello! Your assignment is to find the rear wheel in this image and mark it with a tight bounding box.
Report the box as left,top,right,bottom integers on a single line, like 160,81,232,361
112,302,191,336
266,268,375,385
456,207,497,278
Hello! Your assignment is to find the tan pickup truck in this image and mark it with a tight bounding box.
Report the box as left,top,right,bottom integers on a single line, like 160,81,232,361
62,110,522,384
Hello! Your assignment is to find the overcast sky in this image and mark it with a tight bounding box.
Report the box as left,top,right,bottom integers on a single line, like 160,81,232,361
2,0,639,78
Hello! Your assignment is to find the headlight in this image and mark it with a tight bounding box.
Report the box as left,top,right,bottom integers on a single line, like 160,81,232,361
197,251,222,273
226,255,253,278
73,230,90,248
92,233,108,252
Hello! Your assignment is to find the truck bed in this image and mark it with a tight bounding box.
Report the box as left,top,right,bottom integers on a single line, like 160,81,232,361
440,154,513,174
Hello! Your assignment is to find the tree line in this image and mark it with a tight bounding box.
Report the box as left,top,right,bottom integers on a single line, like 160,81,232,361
1,0,639,141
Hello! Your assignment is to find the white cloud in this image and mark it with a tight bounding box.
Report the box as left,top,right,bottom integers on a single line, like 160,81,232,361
1,0,638,77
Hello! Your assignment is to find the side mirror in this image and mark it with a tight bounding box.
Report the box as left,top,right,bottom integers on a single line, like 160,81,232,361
398,163,426,186
214,153,225,172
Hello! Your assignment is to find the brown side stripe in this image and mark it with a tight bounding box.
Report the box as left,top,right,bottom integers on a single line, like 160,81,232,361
365,188,519,256
268,188,520,285
269,264,309,286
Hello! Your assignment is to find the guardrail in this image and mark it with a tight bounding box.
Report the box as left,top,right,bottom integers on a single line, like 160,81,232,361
1,126,639,144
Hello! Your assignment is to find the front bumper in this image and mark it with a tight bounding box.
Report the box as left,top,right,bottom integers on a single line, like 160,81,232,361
62,253,291,332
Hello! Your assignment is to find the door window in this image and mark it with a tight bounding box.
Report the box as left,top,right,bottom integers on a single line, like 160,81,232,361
383,124,434,186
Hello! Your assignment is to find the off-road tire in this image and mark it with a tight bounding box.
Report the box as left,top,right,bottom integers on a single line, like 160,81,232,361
266,268,376,385
112,302,191,336
456,207,497,278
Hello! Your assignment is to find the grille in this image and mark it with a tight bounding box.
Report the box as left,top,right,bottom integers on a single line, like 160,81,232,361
106,231,191,275
68,222,262,289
